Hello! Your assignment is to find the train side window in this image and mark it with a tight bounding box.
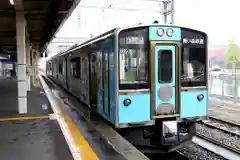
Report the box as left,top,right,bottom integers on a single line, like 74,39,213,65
90,53,97,73
70,57,81,78
59,63,63,74
158,50,172,83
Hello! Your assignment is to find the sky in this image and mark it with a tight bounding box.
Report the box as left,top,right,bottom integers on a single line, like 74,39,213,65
50,0,240,51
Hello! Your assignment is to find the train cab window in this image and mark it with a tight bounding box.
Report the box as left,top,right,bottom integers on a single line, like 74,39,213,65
181,47,206,87
158,50,172,83
118,28,149,90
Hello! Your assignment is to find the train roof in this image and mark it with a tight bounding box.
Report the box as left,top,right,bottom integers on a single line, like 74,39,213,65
47,28,117,61
47,23,207,61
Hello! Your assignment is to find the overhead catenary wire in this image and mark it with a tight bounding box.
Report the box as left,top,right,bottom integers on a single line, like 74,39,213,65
78,0,167,12
79,5,163,13
79,0,174,24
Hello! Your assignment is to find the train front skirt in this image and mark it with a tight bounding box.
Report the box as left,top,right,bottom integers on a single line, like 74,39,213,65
121,120,196,153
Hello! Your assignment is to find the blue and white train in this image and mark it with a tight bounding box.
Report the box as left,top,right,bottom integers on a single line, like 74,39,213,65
46,23,208,152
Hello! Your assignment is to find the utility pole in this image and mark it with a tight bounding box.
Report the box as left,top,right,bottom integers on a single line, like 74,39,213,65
170,0,174,24
157,0,175,24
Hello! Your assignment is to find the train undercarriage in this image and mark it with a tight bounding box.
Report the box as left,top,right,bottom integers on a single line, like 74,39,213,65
119,119,196,153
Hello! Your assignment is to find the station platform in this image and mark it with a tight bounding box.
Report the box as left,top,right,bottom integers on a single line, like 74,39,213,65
0,77,73,160
0,118,73,160
209,94,240,124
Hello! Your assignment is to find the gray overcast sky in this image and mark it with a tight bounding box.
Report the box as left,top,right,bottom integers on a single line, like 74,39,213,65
56,0,240,45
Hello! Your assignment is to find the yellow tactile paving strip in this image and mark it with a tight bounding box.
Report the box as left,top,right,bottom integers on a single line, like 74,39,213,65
39,75,99,160
64,115,99,160
0,115,49,121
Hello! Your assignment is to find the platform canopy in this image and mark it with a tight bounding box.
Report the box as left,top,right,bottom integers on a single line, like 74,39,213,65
0,0,80,60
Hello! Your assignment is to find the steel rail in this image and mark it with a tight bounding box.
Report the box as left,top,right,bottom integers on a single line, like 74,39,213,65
193,134,240,160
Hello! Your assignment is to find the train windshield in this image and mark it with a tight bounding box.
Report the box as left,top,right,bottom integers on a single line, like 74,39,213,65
181,47,206,87
118,28,149,90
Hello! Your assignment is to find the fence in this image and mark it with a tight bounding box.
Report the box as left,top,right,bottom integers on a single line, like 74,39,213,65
209,73,240,98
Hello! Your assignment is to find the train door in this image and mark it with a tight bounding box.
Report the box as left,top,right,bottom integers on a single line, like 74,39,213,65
89,53,98,106
65,58,69,89
97,39,112,121
151,44,179,118
102,51,110,117
56,59,59,80
97,51,105,116
53,60,56,78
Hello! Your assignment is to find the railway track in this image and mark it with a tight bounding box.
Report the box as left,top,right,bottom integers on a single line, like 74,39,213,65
204,116,240,136
195,116,240,159
177,141,226,160
146,151,189,160
195,134,240,159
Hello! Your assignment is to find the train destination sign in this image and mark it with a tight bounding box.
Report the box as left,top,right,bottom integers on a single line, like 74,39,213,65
181,29,206,47
183,38,204,44
120,36,145,45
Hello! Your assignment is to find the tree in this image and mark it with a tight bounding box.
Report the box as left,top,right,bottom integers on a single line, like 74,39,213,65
224,40,240,69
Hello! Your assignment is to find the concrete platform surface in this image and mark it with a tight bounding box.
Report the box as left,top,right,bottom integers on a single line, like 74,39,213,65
0,77,53,117
0,118,73,160
209,94,240,104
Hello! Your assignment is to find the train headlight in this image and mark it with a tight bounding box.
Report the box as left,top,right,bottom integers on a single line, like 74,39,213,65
197,94,204,101
166,28,174,37
123,98,131,107
157,28,165,37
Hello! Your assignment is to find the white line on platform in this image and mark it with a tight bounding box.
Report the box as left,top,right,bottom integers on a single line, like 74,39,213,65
39,75,82,160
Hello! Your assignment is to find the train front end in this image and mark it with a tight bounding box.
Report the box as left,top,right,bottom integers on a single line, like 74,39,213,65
148,26,208,150
116,25,208,152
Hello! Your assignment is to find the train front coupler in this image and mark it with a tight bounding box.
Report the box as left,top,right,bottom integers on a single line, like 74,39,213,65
148,119,196,152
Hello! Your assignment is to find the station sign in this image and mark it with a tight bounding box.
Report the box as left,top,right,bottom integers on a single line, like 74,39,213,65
0,57,16,62
51,37,88,44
